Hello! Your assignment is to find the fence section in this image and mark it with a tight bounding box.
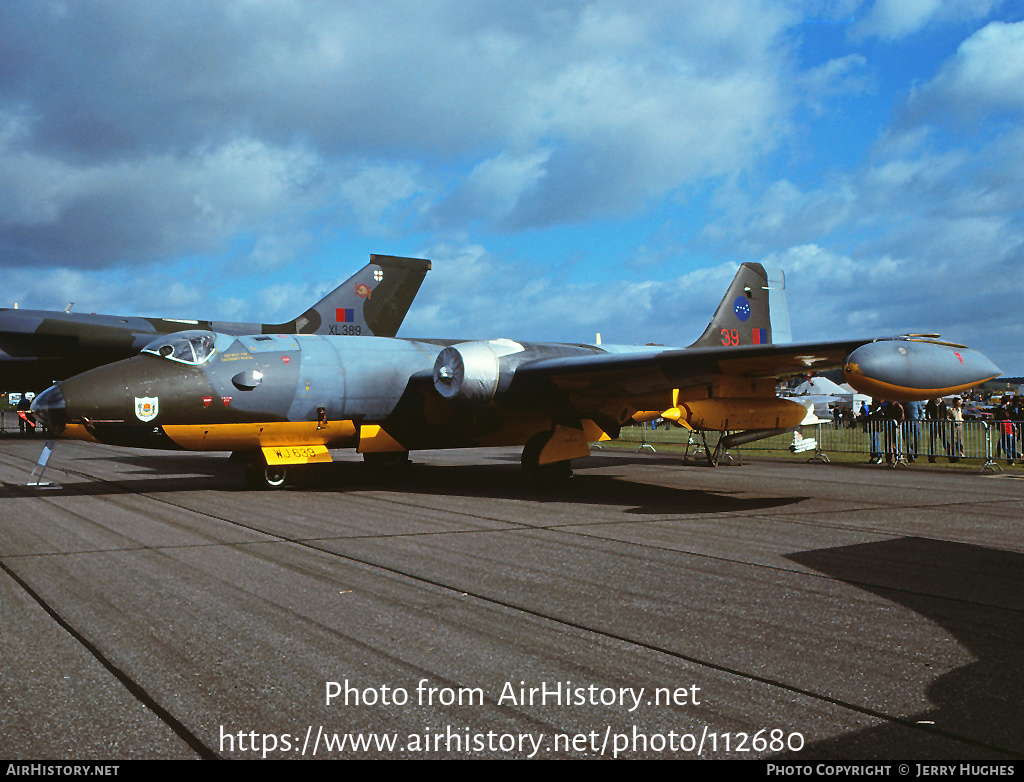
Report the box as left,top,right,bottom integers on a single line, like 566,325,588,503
616,419,1018,469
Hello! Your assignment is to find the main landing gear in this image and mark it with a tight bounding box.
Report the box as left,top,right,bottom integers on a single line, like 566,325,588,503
520,431,573,482
362,451,412,470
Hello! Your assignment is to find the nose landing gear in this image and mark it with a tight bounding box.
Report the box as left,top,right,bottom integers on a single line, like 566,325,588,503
241,458,289,490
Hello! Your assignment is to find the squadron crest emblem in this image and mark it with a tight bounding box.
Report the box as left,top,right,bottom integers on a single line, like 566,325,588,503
135,396,159,422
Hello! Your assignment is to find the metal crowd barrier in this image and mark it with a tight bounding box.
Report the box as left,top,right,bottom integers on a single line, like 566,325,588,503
0,410,41,435
617,419,1019,472
798,418,1014,471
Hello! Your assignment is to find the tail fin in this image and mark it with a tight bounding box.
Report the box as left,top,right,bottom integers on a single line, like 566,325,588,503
688,262,792,348
265,254,431,337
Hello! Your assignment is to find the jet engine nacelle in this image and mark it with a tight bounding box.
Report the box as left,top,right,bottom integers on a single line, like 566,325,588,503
655,397,810,431
432,339,525,405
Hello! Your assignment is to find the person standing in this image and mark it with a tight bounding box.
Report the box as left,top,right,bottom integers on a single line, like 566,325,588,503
865,401,883,463
925,397,941,463
995,400,1017,465
903,399,921,463
883,399,905,465
16,395,31,435
947,397,965,462
937,397,951,459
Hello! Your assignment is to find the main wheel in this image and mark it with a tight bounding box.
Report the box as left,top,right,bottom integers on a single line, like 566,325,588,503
362,451,412,470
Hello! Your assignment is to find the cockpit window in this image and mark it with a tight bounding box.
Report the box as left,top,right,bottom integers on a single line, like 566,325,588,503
142,331,220,365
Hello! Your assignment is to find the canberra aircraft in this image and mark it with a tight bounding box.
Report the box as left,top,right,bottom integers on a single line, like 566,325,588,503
1,254,430,391
31,263,1001,488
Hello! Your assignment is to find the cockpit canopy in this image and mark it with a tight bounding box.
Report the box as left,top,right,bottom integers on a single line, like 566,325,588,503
141,330,229,365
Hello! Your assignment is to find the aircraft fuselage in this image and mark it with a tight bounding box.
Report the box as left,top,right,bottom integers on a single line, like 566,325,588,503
32,333,614,458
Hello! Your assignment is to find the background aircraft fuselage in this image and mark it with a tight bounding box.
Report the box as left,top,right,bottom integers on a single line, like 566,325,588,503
0,254,430,392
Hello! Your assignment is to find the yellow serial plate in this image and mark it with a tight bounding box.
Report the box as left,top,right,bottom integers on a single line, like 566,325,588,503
261,445,333,465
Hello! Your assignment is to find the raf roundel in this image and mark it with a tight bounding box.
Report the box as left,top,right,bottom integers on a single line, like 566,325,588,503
733,296,751,322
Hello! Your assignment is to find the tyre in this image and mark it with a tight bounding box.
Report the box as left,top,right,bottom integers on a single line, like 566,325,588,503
362,451,412,470
244,462,288,489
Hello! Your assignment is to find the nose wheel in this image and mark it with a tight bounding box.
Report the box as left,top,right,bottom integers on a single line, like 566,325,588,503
244,461,288,490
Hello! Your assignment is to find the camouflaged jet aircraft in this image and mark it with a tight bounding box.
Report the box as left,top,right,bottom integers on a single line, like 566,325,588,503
32,263,1001,488
1,254,430,391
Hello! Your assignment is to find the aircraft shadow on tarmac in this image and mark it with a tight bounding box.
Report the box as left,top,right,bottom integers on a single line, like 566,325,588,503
513,451,745,469
20,452,805,516
781,538,1024,760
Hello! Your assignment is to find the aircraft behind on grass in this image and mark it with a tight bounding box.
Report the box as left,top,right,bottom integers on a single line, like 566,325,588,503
32,263,1001,488
1,254,430,391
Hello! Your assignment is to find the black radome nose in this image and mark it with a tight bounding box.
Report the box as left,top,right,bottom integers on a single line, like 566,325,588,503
31,385,67,433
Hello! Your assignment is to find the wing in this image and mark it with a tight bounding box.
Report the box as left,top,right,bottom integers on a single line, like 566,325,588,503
506,336,1001,425
507,339,868,411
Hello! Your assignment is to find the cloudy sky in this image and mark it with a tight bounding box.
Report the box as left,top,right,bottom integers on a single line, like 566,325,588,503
1,0,1021,372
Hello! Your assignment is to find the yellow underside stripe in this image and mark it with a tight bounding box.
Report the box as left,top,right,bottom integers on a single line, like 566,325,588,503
844,373,1000,402
162,420,358,450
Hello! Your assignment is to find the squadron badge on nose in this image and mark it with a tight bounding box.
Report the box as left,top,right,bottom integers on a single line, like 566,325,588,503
135,397,159,422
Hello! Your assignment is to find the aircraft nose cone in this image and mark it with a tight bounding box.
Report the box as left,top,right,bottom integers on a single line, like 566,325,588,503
31,384,67,433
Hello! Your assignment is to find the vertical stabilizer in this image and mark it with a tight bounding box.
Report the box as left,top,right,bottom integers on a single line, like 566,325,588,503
267,254,431,337
688,262,791,348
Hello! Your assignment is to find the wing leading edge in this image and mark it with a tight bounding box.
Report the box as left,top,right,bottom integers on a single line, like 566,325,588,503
511,338,868,400
506,261,999,424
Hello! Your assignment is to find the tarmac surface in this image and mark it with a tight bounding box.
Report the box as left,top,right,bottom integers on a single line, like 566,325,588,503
1,436,1022,760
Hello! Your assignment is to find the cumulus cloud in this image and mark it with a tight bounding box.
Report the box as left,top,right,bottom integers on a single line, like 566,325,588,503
336,161,426,235
1,2,1019,371
695,107,1024,368
0,1,803,269
798,54,871,114
852,0,1003,41
909,20,1024,122
0,131,324,267
401,242,749,347
757,241,1015,351
495,58,790,228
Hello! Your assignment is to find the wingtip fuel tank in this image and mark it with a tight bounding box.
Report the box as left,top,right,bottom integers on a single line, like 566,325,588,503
843,338,1001,401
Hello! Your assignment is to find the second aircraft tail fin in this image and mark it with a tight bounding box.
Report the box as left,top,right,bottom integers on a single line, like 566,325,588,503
266,254,431,337
687,262,792,349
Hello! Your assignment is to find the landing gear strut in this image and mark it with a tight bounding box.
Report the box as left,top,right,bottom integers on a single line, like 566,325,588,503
520,432,573,481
